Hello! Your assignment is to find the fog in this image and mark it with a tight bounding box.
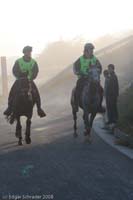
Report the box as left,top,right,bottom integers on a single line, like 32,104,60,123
1,31,132,95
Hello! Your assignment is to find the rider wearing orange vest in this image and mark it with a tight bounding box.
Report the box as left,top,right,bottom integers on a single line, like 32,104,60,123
73,43,104,112
4,46,46,118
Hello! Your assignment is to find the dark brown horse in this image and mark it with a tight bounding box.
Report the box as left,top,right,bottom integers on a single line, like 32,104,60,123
6,78,36,145
71,67,101,142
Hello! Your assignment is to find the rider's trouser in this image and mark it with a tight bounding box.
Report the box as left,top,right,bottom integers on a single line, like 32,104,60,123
32,81,42,109
75,77,87,107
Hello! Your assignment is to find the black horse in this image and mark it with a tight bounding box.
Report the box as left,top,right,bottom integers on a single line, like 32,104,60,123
71,67,101,142
6,78,36,145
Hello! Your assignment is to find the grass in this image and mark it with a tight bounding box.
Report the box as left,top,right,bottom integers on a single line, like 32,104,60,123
118,86,133,136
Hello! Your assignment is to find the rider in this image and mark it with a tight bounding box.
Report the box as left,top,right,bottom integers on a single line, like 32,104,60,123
3,46,46,118
73,43,104,112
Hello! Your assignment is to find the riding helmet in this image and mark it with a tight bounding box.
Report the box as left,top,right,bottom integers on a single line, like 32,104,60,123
84,43,95,51
23,46,32,53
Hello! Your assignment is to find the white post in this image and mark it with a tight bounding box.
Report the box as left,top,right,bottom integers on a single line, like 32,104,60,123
1,56,8,97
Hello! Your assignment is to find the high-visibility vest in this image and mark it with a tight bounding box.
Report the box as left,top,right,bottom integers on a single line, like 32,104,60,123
79,55,97,76
17,57,36,80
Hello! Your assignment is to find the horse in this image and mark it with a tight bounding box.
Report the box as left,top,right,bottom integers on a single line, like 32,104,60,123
71,67,101,142
6,78,36,145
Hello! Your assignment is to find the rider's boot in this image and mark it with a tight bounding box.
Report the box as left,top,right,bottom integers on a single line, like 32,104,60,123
3,99,13,116
37,107,46,118
3,106,12,116
33,84,46,118
36,99,46,117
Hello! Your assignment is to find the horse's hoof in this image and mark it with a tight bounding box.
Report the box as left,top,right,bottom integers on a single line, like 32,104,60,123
18,140,23,146
84,135,92,144
73,133,78,138
84,131,88,136
84,128,91,136
25,137,31,144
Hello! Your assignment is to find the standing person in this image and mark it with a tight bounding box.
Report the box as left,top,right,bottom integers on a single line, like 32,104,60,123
3,46,46,118
106,64,119,125
103,69,109,125
73,43,104,112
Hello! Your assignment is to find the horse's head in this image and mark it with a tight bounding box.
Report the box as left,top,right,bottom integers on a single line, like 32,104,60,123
16,77,33,102
88,66,100,83
88,66,100,93
18,77,30,93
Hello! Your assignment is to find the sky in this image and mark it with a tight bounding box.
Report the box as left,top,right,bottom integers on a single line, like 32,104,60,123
0,0,133,56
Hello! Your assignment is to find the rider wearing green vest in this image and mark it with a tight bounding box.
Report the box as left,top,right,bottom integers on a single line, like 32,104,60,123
73,43,104,112
79,54,97,77
4,46,46,118
17,57,36,80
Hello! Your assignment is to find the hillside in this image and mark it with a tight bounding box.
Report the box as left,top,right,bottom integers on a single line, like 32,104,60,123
118,84,133,136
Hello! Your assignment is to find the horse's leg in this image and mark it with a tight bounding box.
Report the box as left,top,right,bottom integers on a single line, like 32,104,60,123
83,111,90,136
25,118,32,144
85,112,96,143
90,112,96,128
72,109,78,138
83,111,93,143
16,117,22,145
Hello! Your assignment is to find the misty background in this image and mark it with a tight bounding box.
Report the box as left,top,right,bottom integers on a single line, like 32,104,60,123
0,30,133,95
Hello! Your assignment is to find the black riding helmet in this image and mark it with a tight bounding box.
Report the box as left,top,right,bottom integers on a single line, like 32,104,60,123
84,43,95,51
22,46,32,54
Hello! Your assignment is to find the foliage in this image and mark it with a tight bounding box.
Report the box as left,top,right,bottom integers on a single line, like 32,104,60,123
118,86,133,136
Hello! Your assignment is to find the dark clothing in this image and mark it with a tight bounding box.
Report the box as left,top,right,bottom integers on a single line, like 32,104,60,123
106,96,118,123
105,72,119,123
106,72,119,97
104,76,109,97
13,57,39,80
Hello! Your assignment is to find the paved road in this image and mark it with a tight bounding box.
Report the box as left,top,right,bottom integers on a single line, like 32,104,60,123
0,102,133,200
1,36,133,200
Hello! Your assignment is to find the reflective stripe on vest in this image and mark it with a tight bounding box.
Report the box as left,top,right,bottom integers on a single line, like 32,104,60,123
79,55,97,75
18,57,35,80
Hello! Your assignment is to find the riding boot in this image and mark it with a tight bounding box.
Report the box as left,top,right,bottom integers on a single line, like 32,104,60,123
3,106,12,116
32,81,46,117
34,93,46,117
37,107,46,118
35,97,46,118
3,81,18,116
3,98,13,116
